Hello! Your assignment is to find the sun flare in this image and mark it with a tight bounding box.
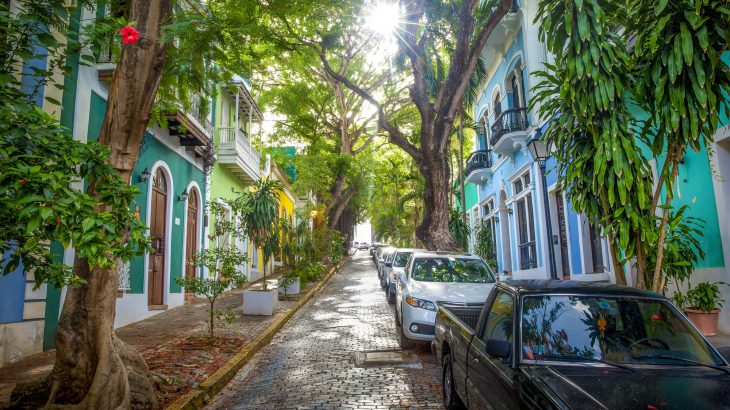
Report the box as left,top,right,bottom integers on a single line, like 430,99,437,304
365,2,401,37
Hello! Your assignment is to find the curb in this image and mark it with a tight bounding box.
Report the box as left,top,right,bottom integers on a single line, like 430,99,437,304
165,256,352,410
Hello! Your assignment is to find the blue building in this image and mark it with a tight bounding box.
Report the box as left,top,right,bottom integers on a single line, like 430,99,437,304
463,0,730,332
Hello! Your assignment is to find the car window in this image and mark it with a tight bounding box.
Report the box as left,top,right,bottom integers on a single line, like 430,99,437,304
520,295,724,365
481,291,513,344
386,252,396,263
394,252,412,267
411,257,496,283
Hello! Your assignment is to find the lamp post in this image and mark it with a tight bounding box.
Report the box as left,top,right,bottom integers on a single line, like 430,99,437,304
527,137,558,280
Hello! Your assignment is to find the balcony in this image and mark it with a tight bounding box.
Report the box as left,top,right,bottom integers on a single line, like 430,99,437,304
489,107,529,155
217,127,261,183
164,96,213,158
480,0,522,68
464,150,493,184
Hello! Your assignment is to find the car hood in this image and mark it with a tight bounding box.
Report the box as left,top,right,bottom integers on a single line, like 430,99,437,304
406,281,493,303
526,364,730,409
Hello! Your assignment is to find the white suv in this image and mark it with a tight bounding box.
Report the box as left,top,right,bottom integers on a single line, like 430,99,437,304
394,252,496,349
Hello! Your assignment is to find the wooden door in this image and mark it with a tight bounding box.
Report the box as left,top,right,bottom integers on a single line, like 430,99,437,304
185,188,199,282
148,169,167,306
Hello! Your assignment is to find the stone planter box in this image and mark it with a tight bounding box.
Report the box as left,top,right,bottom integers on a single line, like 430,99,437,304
242,289,278,316
278,277,301,295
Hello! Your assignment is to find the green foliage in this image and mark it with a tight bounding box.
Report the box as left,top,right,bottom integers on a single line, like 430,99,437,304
685,282,726,312
649,206,705,291
174,201,247,337
474,220,497,271
448,208,470,251
534,0,653,277
298,262,328,286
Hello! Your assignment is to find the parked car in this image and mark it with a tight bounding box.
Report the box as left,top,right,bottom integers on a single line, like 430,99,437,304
377,247,396,281
434,280,730,409
371,243,386,260
358,242,370,250
394,252,496,349
382,248,424,304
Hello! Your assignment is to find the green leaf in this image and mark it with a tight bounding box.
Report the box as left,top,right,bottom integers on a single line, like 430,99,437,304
680,23,693,66
655,0,669,15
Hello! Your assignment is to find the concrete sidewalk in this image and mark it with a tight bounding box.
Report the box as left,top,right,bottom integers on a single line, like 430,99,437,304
0,272,296,407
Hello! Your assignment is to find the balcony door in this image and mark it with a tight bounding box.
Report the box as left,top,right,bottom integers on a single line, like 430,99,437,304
185,188,199,281
513,173,537,271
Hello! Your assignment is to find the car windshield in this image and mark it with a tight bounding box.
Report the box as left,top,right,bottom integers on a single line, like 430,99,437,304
411,258,495,283
394,252,412,267
520,295,724,366
387,252,396,263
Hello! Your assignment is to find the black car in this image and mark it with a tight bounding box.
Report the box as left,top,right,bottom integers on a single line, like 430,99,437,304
434,280,730,409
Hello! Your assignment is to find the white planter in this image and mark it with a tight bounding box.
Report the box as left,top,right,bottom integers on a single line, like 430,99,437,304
242,289,279,316
278,277,301,295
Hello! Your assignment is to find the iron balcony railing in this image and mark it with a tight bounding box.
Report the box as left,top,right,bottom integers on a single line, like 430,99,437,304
489,107,528,147
464,150,493,178
518,241,537,270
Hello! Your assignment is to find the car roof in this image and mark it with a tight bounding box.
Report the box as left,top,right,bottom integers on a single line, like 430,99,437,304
393,248,425,253
497,280,663,298
410,251,481,259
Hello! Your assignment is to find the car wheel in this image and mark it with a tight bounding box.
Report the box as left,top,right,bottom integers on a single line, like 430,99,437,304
442,354,465,409
387,288,396,305
399,321,416,349
395,305,401,326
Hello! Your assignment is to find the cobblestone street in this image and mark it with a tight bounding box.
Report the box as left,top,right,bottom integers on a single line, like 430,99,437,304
206,252,443,409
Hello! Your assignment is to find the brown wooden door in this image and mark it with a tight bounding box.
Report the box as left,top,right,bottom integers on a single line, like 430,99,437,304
185,188,199,282
148,169,167,306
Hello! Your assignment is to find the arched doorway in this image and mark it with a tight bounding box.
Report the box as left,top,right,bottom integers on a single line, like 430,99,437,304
148,168,167,306
498,190,512,274
185,187,200,283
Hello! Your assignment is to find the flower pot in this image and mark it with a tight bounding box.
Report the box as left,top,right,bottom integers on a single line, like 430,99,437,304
278,277,300,295
242,289,279,316
685,308,720,336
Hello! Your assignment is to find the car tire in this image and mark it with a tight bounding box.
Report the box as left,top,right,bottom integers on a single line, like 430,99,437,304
387,288,396,305
399,321,416,350
442,354,465,409
395,305,401,326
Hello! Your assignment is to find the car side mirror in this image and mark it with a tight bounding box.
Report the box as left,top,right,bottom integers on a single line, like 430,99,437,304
385,262,392,268
485,339,511,359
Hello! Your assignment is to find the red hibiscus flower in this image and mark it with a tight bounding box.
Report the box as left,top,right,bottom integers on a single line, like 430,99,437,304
119,25,139,45
56,219,61,225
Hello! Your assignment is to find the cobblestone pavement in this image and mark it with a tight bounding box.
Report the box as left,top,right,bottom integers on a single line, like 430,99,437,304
206,252,443,409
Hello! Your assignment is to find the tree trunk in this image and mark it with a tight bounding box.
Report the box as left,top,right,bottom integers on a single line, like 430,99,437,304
41,0,171,407
416,149,461,251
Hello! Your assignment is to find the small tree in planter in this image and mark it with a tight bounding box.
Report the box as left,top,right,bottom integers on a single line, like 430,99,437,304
175,200,247,337
237,178,283,315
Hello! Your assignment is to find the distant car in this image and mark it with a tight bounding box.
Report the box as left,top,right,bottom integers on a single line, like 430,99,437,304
383,248,424,304
370,243,385,259
435,280,730,409
358,242,369,250
395,252,496,349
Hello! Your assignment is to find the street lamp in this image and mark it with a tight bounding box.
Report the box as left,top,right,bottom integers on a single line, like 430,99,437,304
527,137,558,280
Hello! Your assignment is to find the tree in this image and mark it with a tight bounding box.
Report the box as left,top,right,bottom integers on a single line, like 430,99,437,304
236,178,283,291
174,201,247,338
3,0,267,406
314,0,517,250
262,33,387,232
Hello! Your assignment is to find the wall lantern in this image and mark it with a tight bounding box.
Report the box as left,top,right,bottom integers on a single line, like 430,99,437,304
178,188,189,202
139,167,152,183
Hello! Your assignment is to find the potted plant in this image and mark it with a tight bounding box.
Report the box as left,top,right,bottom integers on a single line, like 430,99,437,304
682,282,725,336
237,178,283,315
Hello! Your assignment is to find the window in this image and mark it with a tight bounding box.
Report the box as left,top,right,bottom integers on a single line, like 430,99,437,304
493,91,502,118
394,252,412,267
520,295,724,365
481,291,513,343
411,258,496,284
513,172,537,270
479,199,498,269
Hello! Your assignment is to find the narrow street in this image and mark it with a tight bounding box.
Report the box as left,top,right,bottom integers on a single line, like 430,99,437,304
206,252,443,409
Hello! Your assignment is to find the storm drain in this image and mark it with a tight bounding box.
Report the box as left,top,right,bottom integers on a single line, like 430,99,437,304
350,350,423,369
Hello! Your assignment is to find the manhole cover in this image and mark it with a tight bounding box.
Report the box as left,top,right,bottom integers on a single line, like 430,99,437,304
350,350,423,369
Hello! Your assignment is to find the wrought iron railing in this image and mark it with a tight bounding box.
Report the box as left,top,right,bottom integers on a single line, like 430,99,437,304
464,150,493,178
518,241,537,270
490,107,528,147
